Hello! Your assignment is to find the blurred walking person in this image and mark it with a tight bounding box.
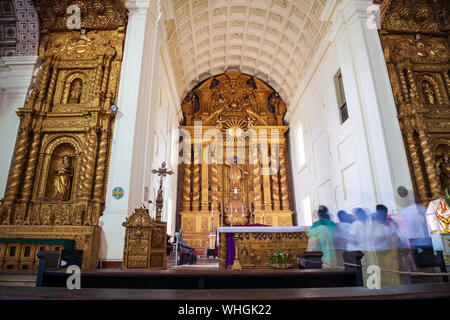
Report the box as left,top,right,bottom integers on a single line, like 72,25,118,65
335,210,351,267
307,205,337,268
367,204,403,286
347,208,372,285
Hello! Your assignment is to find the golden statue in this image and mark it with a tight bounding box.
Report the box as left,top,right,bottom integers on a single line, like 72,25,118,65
69,79,83,104
226,156,248,191
53,155,73,201
440,152,450,197
423,81,435,105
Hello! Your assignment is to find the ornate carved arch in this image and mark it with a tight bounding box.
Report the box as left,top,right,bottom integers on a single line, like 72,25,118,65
37,135,82,201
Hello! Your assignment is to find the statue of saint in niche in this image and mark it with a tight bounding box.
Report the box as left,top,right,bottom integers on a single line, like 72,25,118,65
440,152,450,198
53,155,73,201
68,79,83,104
423,81,435,105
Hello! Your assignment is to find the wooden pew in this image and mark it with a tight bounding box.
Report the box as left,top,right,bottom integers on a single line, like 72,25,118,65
410,238,448,283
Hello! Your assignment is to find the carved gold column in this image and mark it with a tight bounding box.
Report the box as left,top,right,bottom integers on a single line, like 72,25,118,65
192,144,201,211
260,133,272,211
279,142,290,210
35,58,51,112
4,122,30,203
79,127,99,199
404,129,427,201
93,126,109,201
201,142,209,212
252,135,262,212
270,142,281,211
2,120,30,224
443,73,450,102
21,127,42,202
182,162,192,211
418,129,442,198
92,123,110,225
397,67,411,102
93,56,104,105
210,159,219,213
100,56,112,104
44,59,59,111
406,67,419,100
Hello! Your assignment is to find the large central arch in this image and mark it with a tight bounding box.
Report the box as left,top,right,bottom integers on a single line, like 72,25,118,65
176,72,295,253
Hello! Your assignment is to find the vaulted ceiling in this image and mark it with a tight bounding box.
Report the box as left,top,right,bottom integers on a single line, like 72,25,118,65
0,0,38,57
165,0,331,105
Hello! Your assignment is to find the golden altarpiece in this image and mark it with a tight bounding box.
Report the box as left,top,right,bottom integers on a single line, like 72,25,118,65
177,72,295,254
0,0,126,272
379,0,450,205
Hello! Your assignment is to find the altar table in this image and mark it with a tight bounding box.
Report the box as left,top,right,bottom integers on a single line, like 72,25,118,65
217,226,310,269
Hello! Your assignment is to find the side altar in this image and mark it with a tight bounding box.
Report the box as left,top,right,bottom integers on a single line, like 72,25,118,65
217,226,309,269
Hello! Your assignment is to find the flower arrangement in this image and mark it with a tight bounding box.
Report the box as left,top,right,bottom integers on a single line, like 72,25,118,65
268,251,297,268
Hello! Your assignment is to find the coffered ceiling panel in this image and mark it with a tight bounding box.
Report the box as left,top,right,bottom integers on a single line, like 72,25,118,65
0,0,39,57
166,0,330,105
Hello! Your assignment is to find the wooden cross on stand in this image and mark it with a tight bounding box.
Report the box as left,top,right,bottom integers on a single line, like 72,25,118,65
151,162,174,221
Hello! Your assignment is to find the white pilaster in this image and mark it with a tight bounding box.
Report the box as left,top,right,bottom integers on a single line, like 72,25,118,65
330,0,414,211
100,0,154,261
0,56,39,198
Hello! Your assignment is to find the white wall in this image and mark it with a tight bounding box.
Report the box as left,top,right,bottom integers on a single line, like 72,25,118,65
142,42,181,240
0,56,39,198
288,44,359,225
100,0,182,261
286,0,414,225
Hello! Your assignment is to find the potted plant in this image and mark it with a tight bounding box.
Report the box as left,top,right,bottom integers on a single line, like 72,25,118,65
268,251,297,269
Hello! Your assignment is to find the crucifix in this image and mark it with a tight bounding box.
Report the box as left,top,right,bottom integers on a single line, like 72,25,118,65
151,161,174,221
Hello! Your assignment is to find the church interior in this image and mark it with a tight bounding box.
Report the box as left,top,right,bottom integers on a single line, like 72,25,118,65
0,0,449,302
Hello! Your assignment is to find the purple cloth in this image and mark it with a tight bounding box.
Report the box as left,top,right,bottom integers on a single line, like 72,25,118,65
223,225,269,265
226,233,235,266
